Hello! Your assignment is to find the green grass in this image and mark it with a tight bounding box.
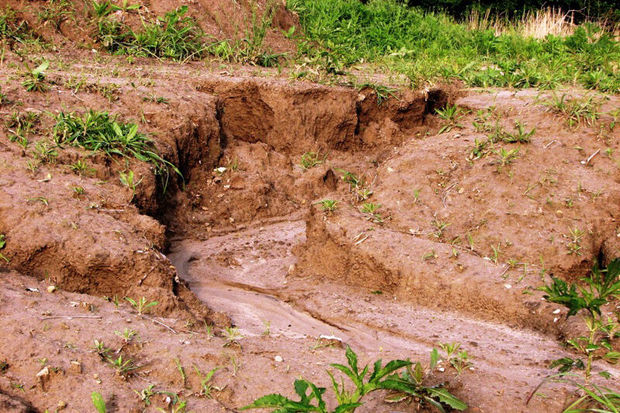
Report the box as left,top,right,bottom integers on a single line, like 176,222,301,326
288,0,619,92
52,110,181,191
96,5,205,61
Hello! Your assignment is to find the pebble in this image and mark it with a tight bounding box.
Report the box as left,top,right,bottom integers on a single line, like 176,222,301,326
274,355,283,363
504,284,512,289
47,285,57,293
552,309,561,314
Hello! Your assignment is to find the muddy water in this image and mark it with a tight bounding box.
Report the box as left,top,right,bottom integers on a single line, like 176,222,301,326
169,218,619,410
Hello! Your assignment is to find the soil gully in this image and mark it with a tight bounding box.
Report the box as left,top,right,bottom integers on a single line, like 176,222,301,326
168,218,619,409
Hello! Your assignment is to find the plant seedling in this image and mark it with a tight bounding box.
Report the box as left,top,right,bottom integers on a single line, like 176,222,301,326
125,297,158,315
22,61,49,92
114,328,137,343
316,199,338,214
436,105,465,134
107,355,138,377
503,121,535,143
194,365,222,398
119,170,142,197
223,326,243,347
300,152,326,169
134,384,156,406
496,147,519,166
93,339,111,360
565,227,584,255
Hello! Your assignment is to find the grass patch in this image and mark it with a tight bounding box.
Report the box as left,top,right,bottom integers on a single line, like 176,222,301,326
52,110,181,191
96,5,205,61
287,0,619,92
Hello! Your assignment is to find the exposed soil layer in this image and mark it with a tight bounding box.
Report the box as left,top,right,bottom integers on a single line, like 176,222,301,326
0,11,619,410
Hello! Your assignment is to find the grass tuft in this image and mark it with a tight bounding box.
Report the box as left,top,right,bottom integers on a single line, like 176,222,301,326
52,110,181,191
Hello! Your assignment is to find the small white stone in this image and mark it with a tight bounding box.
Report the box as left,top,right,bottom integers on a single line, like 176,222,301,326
504,284,512,289
552,309,561,314
553,317,559,323
438,367,445,372
274,356,283,363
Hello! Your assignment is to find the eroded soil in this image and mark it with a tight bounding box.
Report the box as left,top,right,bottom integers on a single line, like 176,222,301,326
0,9,619,410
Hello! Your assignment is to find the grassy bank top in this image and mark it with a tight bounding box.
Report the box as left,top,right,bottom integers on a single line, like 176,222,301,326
288,0,619,92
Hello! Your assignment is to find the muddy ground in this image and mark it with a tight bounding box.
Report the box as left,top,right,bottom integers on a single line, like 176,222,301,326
0,1,619,412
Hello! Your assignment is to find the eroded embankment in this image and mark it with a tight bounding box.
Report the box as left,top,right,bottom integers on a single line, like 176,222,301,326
0,66,448,323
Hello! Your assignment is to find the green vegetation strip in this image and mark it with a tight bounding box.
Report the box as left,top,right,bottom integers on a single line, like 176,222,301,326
288,0,619,92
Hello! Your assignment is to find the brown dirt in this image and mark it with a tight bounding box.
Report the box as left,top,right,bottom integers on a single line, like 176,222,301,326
0,1,619,412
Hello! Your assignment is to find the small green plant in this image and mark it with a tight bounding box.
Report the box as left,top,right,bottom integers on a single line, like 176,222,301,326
119,170,142,197
357,82,397,104
69,159,95,176
300,152,326,169
194,365,222,398
107,354,138,377
37,0,73,30
0,234,8,263
316,199,338,214
134,384,156,406
495,147,519,167
142,94,169,104
436,105,465,134
125,296,158,315
32,140,58,164
91,391,107,413
6,111,40,147
431,219,450,239
93,339,111,360
503,121,535,143
534,259,620,409
22,61,49,92
241,346,466,412
72,186,85,196
114,328,137,343
438,343,473,376
360,203,383,223
469,138,489,160
92,1,117,17
566,227,584,256
223,327,243,347
174,358,188,389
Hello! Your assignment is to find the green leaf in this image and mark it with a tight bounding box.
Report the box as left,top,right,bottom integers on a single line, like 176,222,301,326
240,394,315,411
294,379,310,401
372,359,411,383
603,351,620,363
430,348,439,370
111,122,123,138
427,388,468,410
334,403,363,413
598,371,612,379
345,346,358,375
91,391,106,413
33,61,49,75
331,363,359,387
